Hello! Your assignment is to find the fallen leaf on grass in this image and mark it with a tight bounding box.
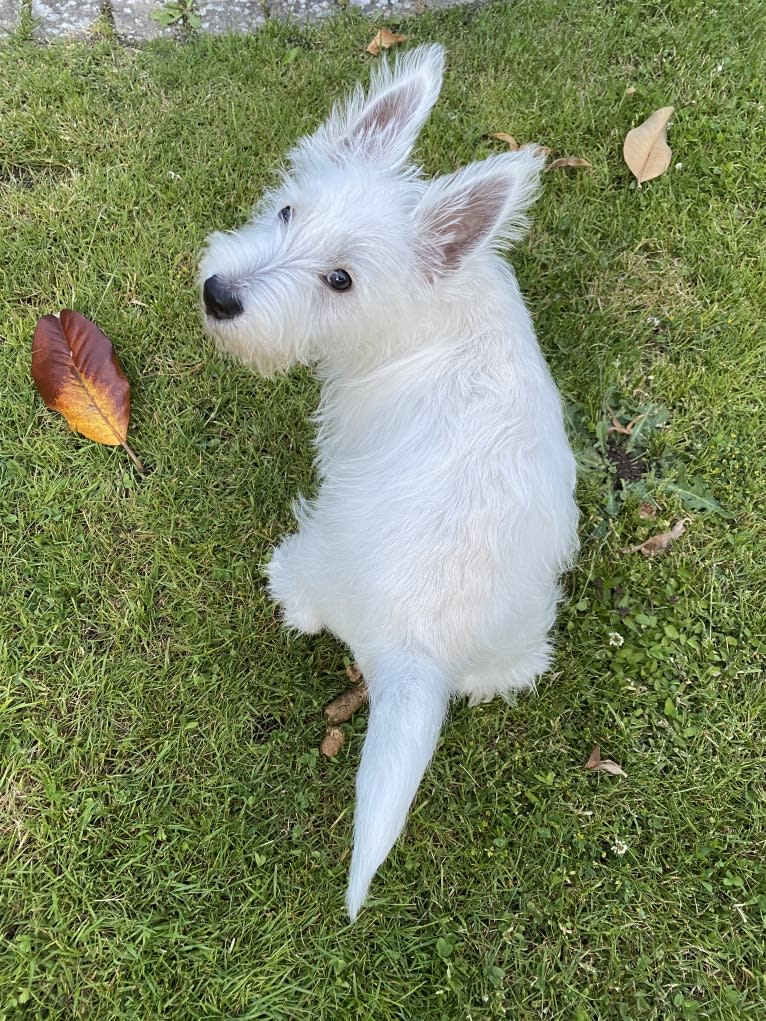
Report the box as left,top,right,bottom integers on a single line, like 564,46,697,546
324,676,369,725
584,745,626,777
545,157,592,172
320,727,345,758
608,413,635,436
366,29,408,55
623,106,675,185
32,310,144,475
606,402,669,453
638,502,657,520
489,135,553,158
489,132,520,150
622,518,688,557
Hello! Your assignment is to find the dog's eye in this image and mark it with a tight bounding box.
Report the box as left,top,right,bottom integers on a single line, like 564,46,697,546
278,206,292,224
325,269,352,292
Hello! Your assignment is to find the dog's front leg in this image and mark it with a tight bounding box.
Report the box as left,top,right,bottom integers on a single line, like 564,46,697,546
266,530,324,634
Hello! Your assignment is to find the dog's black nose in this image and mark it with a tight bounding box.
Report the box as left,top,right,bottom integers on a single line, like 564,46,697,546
203,275,243,321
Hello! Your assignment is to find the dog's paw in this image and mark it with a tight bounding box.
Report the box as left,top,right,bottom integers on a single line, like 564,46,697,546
266,546,323,634
277,599,323,635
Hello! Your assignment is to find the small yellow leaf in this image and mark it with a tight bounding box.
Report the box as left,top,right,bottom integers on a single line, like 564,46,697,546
489,132,519,150
366,29,408,56
546,156,592,172
623,106,675,184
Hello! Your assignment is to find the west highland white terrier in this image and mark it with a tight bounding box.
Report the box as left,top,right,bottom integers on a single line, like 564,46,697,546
200,44,579,920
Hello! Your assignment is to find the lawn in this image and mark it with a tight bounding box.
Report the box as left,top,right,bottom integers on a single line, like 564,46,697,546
1,1,765,1018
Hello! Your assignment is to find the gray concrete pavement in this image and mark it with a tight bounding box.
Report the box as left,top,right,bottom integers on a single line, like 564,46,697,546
1,0,463,39
0,0,21,34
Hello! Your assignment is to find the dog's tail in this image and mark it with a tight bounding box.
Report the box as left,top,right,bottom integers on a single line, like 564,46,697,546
346,651,450,920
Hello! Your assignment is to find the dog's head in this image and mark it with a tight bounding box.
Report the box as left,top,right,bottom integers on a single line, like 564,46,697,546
200,44,545,374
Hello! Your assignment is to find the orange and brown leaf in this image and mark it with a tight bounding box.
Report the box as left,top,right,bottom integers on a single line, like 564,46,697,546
366,29,408,56
32,310,130,447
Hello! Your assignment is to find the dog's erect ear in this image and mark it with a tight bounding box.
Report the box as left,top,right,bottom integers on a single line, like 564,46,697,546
415,148,547,278
308,44,445,170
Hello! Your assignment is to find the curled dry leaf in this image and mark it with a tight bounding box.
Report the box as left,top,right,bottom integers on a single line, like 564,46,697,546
32,309,144,475
623,106,675,185
324,678,369,725
366,29,408,56
320,727,345,758
489,132,519,150
584,744,626,777
545,157,592,172
608,408,645,436
623,518,687,557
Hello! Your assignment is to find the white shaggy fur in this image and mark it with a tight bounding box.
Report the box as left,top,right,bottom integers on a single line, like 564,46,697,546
199,44,579,920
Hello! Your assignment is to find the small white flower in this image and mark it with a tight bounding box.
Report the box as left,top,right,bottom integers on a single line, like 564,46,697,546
608,632,624,647
646,315,661,327
674,162,683,170
714,61,724,73
612,838,628,856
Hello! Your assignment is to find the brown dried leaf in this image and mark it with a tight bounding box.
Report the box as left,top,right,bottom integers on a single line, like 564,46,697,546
638,502,657,520
32,310,144,474
324,679,369,725
584,745,602,769
623,518,687,557
489,132,519,150
366,29,408,56
623,106,675,185
545,156,592,172
608,414,633,436
584,744,626,777
320,727,345,758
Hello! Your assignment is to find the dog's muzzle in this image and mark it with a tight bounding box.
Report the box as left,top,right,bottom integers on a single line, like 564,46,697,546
203,274,244,321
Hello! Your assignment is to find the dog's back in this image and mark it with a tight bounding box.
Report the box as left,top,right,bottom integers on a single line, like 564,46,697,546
200,44,578,919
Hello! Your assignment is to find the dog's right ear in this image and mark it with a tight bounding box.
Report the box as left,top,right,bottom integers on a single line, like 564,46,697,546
302,44,445,171
414,147,546,279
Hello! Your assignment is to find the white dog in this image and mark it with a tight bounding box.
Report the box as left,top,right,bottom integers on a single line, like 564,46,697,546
200,44,579,920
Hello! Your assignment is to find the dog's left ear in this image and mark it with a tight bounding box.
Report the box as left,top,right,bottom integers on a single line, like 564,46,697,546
307,44,445,170
415,148,546,278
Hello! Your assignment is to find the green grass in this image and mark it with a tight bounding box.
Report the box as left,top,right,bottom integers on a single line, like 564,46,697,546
1,1,765,1017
